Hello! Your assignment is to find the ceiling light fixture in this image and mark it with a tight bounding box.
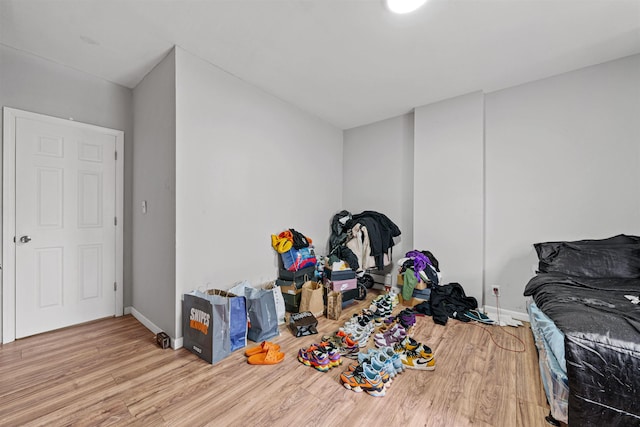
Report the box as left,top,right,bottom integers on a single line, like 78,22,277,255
385,0,428,14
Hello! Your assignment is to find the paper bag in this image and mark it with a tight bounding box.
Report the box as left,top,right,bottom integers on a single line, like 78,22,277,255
326,290,342,320
299,280,324,318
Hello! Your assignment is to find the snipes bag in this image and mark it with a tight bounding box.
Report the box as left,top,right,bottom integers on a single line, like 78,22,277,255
182,290,231,364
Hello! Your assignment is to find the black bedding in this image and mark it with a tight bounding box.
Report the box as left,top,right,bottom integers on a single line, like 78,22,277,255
524,273,640,426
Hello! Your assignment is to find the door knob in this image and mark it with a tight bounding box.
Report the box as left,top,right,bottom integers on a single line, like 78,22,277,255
19,235,32,243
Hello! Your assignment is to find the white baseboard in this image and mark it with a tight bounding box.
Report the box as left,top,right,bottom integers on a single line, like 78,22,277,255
127,306,183,350
483,305,529,322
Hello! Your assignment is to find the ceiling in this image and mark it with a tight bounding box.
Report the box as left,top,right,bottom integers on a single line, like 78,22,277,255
1,0,639,130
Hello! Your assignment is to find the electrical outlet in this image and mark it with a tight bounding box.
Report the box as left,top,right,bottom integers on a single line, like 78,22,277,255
492,286,501,297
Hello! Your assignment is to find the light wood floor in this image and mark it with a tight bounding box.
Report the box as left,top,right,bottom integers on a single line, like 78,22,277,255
0,291,553,427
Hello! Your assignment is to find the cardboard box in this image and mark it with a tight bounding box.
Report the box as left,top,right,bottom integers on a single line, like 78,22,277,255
276,277,306,290
325,268,356,281
278,265,316,282
324,277,357,292
398,294,426,308
279,283,302,313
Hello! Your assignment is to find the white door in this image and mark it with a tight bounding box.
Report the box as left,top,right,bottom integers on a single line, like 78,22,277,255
9,112,121,338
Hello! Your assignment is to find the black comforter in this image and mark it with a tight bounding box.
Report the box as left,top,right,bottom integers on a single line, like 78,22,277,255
524,273,640,426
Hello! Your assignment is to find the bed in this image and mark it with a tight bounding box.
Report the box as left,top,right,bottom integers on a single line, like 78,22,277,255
523,234,640,426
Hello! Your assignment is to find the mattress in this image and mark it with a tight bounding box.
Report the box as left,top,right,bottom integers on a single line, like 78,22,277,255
524,273,640,426
528,302,568,423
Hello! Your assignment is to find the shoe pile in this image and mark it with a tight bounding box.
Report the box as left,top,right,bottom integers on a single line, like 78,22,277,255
245,341,285,365
297,341,343,372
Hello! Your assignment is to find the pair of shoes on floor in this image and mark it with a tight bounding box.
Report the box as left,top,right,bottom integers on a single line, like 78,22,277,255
393,337,435,371
356,346,403,381
397,308,417,329
297,342,342,372
373,323,407,348
464,309,496,325
245,341,285,365
340,321,374,348
369,295,393,318
340,361,386,397
321,330,359,359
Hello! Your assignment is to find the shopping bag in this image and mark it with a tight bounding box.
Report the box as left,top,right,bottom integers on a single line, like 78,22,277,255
205,289,247,352
245,286,280,342
300,280,324,318
326,290,342,320
264,281,286,325
289,311,318,337
182,290,232,364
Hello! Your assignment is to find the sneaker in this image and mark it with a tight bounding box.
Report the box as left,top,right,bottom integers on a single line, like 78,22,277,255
318,342,342,368
372,351,396,382
379,345,404,375
340,362,386,397
374,324,407,348
333,331,360,359
398,309,416,329
353,350,391,386
335,330,358,348
340,324,373,348
388,289,400,307
297,345,330,372
400,349,436,371
394,336,433,359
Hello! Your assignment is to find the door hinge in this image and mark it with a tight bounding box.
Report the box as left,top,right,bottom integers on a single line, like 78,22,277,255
114,282,117,291
115,151,118,160
114,216,117,226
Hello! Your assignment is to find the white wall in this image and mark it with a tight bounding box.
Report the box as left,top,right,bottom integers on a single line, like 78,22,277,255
343,113,414,261
0,44,134,342
132,49,177,337
414,92,485,303
485,54,640,313
174,47,343,336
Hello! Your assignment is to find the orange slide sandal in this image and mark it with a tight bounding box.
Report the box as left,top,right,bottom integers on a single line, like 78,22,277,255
244,341,281,357
247,347,285,365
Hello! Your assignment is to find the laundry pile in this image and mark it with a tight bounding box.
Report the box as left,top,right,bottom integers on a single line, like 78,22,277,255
397,249,488,326
328,210,401,274
398,250,442,302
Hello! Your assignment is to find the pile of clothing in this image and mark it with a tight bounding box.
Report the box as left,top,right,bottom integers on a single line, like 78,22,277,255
328,210,401,273
398,250,478,325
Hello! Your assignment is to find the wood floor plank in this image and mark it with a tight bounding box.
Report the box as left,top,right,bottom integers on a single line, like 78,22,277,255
0,292,553,427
